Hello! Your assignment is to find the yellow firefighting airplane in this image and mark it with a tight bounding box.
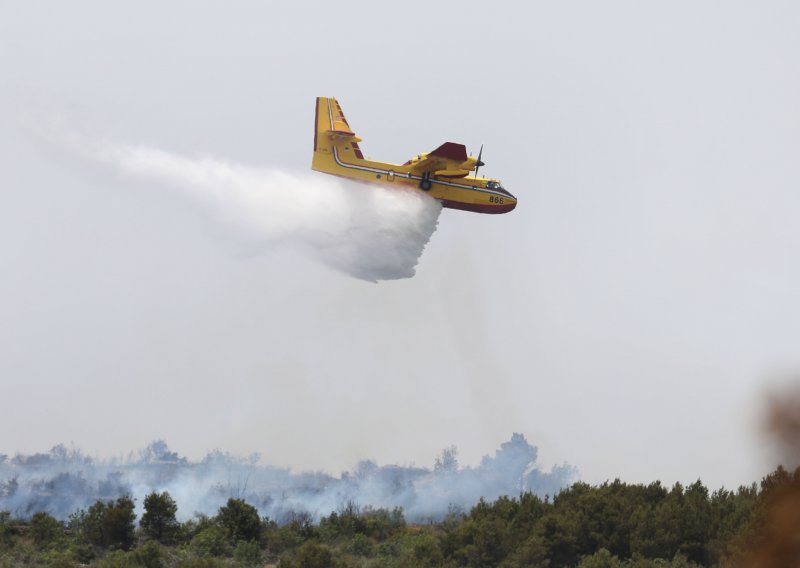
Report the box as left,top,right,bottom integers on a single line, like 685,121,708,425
311,97,516,214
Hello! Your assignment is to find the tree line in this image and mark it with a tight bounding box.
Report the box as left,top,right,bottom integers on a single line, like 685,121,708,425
1,465,798,567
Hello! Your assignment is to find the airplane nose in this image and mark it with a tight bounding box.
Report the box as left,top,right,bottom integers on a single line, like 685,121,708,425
495,195,516,214
505,191,517,213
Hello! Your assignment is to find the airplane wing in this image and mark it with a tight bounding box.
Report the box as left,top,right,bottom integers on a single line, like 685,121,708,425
426,142,468,163
406,142,477,178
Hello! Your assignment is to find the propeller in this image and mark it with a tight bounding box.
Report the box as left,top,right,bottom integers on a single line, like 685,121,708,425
474,144,485,179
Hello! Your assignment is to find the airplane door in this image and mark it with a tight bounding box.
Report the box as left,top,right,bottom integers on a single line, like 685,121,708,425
387,171,395,182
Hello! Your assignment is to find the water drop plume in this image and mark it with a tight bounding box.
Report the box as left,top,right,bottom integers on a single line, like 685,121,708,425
85,139,442,281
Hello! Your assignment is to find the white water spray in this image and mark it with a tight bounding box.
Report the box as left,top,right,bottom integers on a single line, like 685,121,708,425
84,140,442,281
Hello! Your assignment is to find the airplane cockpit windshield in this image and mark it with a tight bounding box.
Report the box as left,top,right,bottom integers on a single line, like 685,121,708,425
486,180,512,196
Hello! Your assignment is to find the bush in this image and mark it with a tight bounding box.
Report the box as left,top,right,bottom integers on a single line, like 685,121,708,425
190,526,231,558
267,524,304,554
93,549,140,567
0,511,14,550
411,534,444,567
233,539,262,565
176,558,226,568
578,548,622,568
176,514,213,544
30,512,64,548
278,541,336,568
75,497,137,550
70,542,97,564
39,548,75,568
348,533,373,557
376,540,400,558
140,492,179,543
130,540,165,568
216,498,261,544
362,507,405,539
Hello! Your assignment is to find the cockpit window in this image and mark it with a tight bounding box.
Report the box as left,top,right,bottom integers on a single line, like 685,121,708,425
486,180,512,197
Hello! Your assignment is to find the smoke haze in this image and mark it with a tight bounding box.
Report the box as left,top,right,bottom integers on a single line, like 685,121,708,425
0,435,575,523
4,0,800,501
79,138,442,281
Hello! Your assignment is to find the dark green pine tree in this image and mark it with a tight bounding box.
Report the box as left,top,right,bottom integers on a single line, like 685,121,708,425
140,491,179,542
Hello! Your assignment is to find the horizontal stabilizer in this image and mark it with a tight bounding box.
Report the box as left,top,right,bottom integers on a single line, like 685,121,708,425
327,129,362,142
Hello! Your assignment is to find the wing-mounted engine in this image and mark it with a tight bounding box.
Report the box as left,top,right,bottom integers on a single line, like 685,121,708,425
435,155,483,178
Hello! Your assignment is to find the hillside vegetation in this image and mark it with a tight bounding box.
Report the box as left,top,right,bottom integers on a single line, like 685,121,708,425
2,465,798,567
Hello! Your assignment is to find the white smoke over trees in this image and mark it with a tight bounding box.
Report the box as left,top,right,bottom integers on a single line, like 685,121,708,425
0,435,576,524
76,138,443,281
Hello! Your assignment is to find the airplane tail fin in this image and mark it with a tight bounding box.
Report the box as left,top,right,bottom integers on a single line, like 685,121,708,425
312,97,364,172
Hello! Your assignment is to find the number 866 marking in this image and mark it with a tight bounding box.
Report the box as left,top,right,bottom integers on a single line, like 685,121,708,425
489,196,505,204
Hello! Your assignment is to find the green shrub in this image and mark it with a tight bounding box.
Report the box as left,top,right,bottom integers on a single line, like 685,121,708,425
190,526,231,558
130,540,165,568
411,534,444,567
348,533,374,557
266,524,304,554
175,558,226,568
578,548,622,568
376,539,400,558
140,492,179,543
30,512,64,548
70,541,97,564
216,498,261,544
278,541,335,568
74,497,137,550
233,539,262,565
40,551,76,568
93,549,139,567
